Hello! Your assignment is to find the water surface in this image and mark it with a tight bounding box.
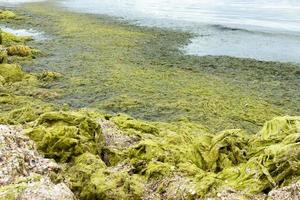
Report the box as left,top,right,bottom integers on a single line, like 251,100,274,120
59,0,300,63
1,0,300,63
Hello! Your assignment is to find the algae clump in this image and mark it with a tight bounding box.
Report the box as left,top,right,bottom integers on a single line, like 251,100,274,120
0,46,8,63
38,71,62,82
60,115,300,199
0,64,25,83
1,31,32,46
26,111,104,162
112,114,159,135
0,10,16,20
7,45,32,57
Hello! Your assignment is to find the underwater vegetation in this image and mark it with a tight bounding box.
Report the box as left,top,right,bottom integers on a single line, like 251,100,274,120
0,8,299,200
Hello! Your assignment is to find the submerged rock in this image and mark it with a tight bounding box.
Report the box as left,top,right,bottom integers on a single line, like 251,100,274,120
0,125,75,200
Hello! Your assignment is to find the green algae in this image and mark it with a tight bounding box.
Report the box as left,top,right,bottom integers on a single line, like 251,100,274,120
0,47,7,63
0,64,25,82
0,5,299,200
65,153,106,197
65,152,145,200
26,111,104,162
0,10,16,20
1,31,32,46
49,114,299,199
7,45,32,57
111,114,159,135
38,71,62,82
18,3,299,134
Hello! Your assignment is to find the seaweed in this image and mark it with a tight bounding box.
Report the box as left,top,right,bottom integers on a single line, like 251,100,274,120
0,6,299,200
0,64,25,83
0,10,16,20
0,47,7,63
65,115,300,198
7,45,32,57
26,111,104,162
38,71,62,82
1,31,32,46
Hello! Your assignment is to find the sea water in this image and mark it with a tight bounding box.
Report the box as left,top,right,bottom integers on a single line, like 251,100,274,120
2,0,300,63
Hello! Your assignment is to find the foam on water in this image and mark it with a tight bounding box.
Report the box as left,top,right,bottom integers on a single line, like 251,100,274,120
0,26,46,40
0,0,44,5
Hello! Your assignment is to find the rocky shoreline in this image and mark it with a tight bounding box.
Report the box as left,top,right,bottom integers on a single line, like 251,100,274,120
0,7,300,200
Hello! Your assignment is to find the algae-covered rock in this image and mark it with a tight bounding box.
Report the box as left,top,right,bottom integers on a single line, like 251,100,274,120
27,111,104,162
99,118,140,166
7,45,32,57
0,10,16,20
0,63,25,83
38,71,62,82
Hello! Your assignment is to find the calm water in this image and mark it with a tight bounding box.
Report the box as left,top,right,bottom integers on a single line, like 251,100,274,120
2,0,300,63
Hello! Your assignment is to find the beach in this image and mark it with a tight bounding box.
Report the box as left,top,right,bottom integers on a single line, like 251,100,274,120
0,1,300,199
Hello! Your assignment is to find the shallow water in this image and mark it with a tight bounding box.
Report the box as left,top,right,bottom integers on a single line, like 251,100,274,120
0,26,46,40
58,0,300,63
2,0,300,63
0,0,43,5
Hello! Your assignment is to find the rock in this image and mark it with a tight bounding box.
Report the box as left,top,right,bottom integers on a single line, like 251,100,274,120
0,125,75,200
18,177,75,200
268,181,300,200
